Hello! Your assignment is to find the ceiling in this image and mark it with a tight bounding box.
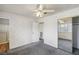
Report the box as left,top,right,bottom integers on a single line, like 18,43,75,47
0,4,79,18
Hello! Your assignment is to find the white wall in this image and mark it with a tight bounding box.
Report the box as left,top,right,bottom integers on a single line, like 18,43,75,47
38,23,43,32
32,21,39,42
39,7,79,48
0,11,38,49
40,16,58,48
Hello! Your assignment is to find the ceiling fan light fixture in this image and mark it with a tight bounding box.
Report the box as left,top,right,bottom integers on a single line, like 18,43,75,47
36,11,41,17
39,13,44,17
33,4,55,18
35,11,44,17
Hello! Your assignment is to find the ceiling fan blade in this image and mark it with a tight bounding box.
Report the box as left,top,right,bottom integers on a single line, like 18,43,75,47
43,10,55,12
38,4,43,10
33,4,43,12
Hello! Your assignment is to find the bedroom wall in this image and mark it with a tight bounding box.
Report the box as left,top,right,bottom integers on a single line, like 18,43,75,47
0,11,37,49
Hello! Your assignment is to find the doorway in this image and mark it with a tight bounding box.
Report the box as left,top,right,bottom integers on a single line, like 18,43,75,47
0,18,9,53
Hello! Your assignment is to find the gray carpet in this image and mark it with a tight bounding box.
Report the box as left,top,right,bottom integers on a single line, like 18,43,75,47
0,40,71,55
58,38,72,53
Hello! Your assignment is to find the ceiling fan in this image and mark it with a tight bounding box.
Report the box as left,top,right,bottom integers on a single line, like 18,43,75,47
33,4,55,17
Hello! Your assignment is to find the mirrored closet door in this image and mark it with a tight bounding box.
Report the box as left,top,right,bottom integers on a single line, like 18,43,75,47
58,17,72,53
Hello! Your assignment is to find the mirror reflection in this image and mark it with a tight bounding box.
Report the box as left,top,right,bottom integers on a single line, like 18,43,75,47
58,17,72,53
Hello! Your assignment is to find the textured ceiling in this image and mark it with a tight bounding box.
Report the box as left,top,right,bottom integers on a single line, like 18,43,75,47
0,4,79,18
